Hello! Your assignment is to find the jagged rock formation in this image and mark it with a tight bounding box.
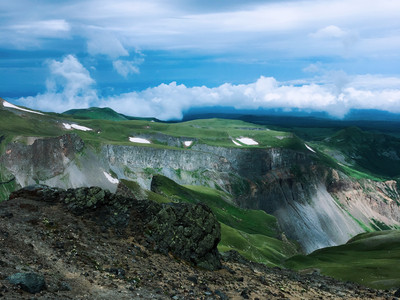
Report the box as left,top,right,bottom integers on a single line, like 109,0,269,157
10,185,221,270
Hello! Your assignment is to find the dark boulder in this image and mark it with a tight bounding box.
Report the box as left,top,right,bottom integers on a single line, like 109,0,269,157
147,202,221,270
395,288,400,297
7,272,45,294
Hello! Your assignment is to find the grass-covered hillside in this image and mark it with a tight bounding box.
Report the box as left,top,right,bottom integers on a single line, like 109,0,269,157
63,107,158,122
0,100,306,151
64,107,130,121
285,230,400,289
321,127,400,178
147,175,298,266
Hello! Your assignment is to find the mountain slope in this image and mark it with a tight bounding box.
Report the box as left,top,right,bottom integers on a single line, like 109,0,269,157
1,100,400,262
2,189,395,299
63,107,129,121
285,230,400,289
148,174,298,266
321,127,400,178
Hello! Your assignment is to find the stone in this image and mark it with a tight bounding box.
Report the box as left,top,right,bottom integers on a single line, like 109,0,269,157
59,281,71,291
187,276,198,284
7,272,45,294
215,289,229,300
240,288,250,299
394,288,400,297
146,202,221,270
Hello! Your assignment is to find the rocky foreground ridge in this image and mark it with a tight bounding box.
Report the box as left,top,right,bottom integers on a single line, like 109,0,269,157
1,185,399,299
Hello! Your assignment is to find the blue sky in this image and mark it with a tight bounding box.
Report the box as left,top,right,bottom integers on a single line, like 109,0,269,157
1,0,400,119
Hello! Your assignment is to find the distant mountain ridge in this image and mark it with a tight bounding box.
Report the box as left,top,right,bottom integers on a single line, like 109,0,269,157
63,107,159,122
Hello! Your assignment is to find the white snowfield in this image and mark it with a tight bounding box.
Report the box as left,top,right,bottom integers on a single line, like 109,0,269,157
63,123,92,131
129,137,151,144
103,171,119,184
237,137,259,145
232,139,242,146
2,100,44,115
184,141,193,147
305,143,316,153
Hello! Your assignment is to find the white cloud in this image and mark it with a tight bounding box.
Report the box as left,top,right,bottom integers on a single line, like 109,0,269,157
17,55,97,112
101,74,400,119
311,25,347,39
303,63,323,73
16,55,400,119
86,29,129,58
113,58,143,77
2,0,400,59
11,19,70,37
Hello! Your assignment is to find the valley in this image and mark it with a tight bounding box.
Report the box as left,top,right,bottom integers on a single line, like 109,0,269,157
1,98,400,295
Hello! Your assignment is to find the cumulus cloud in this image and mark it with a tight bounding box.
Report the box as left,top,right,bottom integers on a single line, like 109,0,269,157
101,76,400,119
17,55,97,112
16,56,400,119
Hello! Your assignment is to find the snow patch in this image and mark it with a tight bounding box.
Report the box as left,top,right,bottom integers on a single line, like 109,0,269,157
184,141,193,147
63,123,92,131
129,137,151,144
103,171,119,184
2,100,44,115
232,139,242,146
305,143,316,153
237,137,258,145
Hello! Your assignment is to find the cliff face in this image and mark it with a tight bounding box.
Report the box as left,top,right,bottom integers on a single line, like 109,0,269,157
0,134,116,192
1,133,399,254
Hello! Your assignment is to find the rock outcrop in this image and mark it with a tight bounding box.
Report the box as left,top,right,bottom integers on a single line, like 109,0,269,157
147,202,221,270
7,272,46,294
9,185,222,270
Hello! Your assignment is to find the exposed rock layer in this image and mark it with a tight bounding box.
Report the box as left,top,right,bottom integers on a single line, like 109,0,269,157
2,134,400,253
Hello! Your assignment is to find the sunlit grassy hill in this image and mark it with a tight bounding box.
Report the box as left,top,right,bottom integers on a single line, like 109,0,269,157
285,230,400,289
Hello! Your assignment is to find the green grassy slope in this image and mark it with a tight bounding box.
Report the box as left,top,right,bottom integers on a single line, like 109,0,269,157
285,230,400,289
150,175,298,266
63,107,158,122
324,127,400,178
0,103,307,151
63,107,129,121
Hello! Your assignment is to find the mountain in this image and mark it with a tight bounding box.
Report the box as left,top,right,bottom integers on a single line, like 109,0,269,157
286,230,400,289
63,107,159,122
1,98,400,291
63,107,129,121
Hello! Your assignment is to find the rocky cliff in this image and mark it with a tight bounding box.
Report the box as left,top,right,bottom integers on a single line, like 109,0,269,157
1,133,399,254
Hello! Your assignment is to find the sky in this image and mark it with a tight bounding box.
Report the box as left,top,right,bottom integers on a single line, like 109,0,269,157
1,0,400,120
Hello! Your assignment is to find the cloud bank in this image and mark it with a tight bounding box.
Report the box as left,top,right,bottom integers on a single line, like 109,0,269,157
16,55,400,120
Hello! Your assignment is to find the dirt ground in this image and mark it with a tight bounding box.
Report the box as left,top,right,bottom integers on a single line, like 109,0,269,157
0,197,397,299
